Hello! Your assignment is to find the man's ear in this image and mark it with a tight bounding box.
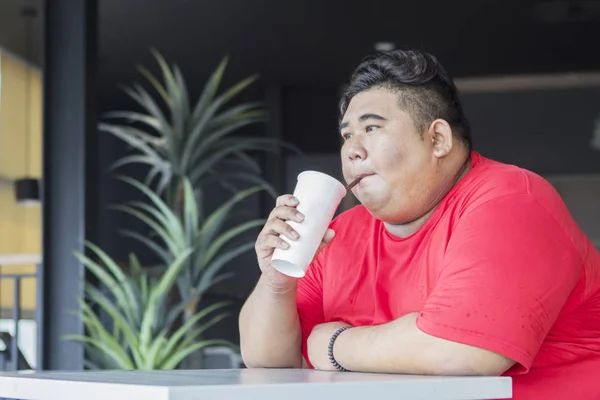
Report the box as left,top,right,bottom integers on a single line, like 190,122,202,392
428,119,453,158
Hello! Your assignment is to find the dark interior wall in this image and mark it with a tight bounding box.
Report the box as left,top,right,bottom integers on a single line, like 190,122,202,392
462,87,600,175
280,85,342,153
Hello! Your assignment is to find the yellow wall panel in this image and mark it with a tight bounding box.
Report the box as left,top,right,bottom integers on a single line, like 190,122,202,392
0,50,42,313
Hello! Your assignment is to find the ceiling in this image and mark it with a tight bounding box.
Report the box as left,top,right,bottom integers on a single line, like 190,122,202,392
2,0,600,99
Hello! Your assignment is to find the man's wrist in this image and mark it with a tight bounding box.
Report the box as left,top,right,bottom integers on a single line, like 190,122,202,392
328,325,352,371
258,273,298,296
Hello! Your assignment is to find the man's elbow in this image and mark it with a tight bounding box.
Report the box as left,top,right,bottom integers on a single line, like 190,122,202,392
241,356,294,369
240,352,266,369
240,346,302,369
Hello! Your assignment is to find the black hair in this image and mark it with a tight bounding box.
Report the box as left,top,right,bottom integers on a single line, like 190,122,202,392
339,49,472,151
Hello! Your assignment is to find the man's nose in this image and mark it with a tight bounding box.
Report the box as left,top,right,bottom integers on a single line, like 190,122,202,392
347,138,367,161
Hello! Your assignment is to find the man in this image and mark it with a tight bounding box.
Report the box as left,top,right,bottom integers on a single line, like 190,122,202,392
239,49,600,399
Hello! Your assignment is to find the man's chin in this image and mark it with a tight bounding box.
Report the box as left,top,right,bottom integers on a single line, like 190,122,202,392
356,189,383,207
358,197,383,215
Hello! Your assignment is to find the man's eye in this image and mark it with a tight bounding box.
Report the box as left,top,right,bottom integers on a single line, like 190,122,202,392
342,133,352,140
366,125,378,132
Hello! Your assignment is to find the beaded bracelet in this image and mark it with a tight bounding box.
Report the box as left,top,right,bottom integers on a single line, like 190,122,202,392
328,325,351,371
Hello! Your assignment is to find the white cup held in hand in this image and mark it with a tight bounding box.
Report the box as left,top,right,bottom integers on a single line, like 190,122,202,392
271,171,346,278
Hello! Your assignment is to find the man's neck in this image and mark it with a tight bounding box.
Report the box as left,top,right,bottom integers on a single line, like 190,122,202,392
383,207,438,238
384,153,471,239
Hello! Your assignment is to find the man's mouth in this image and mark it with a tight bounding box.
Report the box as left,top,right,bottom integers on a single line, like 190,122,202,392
355,173,374,180
351,173,375,188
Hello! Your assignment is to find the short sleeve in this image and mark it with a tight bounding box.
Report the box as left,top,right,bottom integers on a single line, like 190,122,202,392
416,193,583,373
296,253,325,368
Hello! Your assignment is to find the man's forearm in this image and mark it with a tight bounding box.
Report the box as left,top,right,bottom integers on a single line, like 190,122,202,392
333,313,514,375
239,275,302,368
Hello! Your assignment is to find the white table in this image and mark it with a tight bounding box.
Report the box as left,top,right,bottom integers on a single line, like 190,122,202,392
0,368,512,400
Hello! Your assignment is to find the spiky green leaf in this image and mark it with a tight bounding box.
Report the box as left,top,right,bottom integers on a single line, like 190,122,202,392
118,176,185,243
196,241,255,295
84,285,144,366
161,339,231,370
190,57,228,123
138,249,192,352
103,111,163,133
110,204,181,256
65,334,134,370
161,301,229,360
110,155,159,172
119,230,171,265
203,219,264,264
198,185,264,252
180,74,259,170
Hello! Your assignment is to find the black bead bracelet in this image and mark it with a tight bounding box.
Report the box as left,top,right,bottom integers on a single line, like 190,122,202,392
328,325,351,371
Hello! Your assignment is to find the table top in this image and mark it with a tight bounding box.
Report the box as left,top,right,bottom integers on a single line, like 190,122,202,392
0,368,512,400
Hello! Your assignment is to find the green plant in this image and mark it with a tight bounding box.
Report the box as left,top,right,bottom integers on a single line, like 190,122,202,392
67,51,286,370
67,243,230,370
113,176,265,323
99,50,294,208
98,50,299,321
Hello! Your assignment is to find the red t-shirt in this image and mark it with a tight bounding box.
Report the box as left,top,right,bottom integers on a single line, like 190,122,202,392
297,151,600,399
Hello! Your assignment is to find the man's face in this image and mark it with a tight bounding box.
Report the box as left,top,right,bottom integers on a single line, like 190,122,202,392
339,87,439,224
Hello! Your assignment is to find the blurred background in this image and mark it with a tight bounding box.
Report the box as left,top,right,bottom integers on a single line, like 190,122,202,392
0,0,599,372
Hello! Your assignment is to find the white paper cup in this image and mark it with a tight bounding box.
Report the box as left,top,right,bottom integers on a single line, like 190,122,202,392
271,171,346,278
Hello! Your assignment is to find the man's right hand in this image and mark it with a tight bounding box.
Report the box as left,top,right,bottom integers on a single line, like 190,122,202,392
255,194,335,291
